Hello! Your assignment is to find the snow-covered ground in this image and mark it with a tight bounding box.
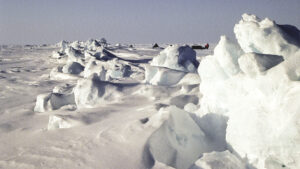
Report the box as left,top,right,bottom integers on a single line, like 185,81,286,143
0,14,299,169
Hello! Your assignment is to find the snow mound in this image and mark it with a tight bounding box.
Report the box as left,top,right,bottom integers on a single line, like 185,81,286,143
84,39,101,51
144,65,186,86
57,40,69,53
198,14,300,168
65,47,85,65
50,66,80,80
34,84,75,112
234,13,300,59
151,45,198,73
183,103,199,113
191,151,247,169
177,73,201,85
35,78,126,111
105,59,131,80
52,41,135,81
34,93,52,112
48,115,82,130
83,59,107,80
52,51,63,59
62,61,84,75
238,52,284,76
146,106,226,169
83,58,131,81
74,79,122,108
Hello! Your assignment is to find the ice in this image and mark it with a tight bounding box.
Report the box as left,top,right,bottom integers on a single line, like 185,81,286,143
169,94,199,109
50,66,80,80
83,58,131,81
213,36,244,76
62,61,84,75
34,93,52,112
65,46,85,65
191,151,247,169
238,52,284,76
52,51,63,59
198,14,300,168
151,45,198,73
57,40,69,53
106,59,131,80
144,46,200,86
34,84,75,112
48,115,82,130
144,65,186,86
84,39,101,51
177,73,201,85
83,59,107,81
146,106,226,169
73,79,121,108
234,13,300,59
183,103,199,113
4,12,300,169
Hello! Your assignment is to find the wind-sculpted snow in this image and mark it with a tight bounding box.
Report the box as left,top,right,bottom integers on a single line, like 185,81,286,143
199,14,300,168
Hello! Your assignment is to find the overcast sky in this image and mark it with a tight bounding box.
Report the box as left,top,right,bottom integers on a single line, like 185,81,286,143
0,0,299,45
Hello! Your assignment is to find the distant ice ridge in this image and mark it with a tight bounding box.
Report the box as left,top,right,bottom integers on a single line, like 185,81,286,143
198,13,300,168
35,39,144,113
50,40,136,81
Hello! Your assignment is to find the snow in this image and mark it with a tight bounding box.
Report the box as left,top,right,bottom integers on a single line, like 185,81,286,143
73,79,121,108
145,65,187,86
1,13,300,169
191,151,247,169
48,114,81,130
238,52,284,76
151,45,198,73
145,45,200,86
62,61,84,75
34,93,52,112
234,13,300,59
83,59,107,80
146,106,226,169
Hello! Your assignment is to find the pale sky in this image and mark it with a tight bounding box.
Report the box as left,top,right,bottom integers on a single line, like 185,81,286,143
0,0,299,45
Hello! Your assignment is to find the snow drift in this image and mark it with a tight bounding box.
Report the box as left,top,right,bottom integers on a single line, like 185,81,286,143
198,13,300,168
